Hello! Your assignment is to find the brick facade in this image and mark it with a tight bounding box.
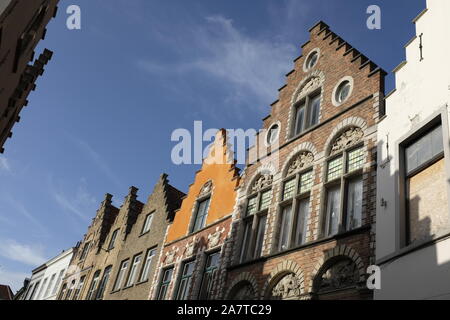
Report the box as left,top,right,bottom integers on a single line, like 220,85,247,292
223,21,385,300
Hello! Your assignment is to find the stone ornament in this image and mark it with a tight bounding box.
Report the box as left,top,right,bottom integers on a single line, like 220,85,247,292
330,127,364,155
184,238,199,257
271,273,302,300
207,227,225,249
251,174,273,193
287,152,314,175
164,248,179,265
199,180,213,197
317,259,359,293
295,77,321,102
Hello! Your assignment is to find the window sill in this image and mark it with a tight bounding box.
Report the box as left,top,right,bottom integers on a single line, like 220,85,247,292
135,279,149,286
376,230,450,266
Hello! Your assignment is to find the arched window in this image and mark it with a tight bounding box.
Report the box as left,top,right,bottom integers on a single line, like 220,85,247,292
228,281,256,300
86,270,101,300
322,127,365,237
277,152,314,252
96,266,112,300
240,174,272,263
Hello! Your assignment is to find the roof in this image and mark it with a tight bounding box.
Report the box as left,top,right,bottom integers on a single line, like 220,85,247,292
0,284,14,300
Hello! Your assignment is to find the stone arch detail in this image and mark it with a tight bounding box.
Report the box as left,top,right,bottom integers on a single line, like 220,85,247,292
225,272,259,300
261,260,305,299
245,163,275,196
308,244,366,293
290,70,326,105
281,142,317,178
324,116,367,156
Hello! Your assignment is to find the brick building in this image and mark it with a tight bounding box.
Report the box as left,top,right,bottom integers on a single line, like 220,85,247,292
150,130,240,300
0,0,59,153
59,175,184,300
223,21,385,300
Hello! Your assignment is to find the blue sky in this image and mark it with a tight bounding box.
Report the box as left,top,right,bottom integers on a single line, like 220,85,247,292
0,0,425,290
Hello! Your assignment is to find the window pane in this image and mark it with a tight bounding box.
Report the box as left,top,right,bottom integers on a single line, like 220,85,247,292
113,260,128,291
325,186,341,236
347,147,365,172
309,95,321,127
140,249,156,282
96,266,112,300
142,214,153,234
299,171,313,193
240,220,252,262
295,198,310,245
158,268,173,300
294,105,305,136
199,253,220,300
327,157,343,181
254,215,267,258
246,196,257,216
108,229,119,250
126,255,142,287
192,198,210,232
283,178,296,200
278,205,292,251
346,178,363,231
87,271,100,300
259,190,271,211
176,261,195,300
406,125,443,174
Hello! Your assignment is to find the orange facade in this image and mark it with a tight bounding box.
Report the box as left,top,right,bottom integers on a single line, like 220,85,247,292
166,129,240,242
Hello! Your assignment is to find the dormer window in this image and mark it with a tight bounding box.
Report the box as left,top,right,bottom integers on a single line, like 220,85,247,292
293,92,321,137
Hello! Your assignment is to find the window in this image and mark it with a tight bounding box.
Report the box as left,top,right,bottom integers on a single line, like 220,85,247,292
113,260,129,291
108,229,119,250
86,270,100,300
44,273,56,298
240,181,272,262
72,276,85,300
65,280,75,300
52,269,65,296
79,241,90,260
57,283,66,300
141,213,154,234
30,281,40,300
37,278,47,300
175,261,196,300
126,254,142,287
304,50,319,71
191,198,210,233
96,266,112,300
140,248,156,282
278,167,313,252
404,124,448,245
336,81,351,103
157,268,173,300
198,252,220,300
293,92,321,137
323,145,365,237
266,124,280,145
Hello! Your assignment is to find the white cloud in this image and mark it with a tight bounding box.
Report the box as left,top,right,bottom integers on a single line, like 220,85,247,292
0,239,47,266
2,194,47,234
0,269,29,293
137,14,296,112
0,156,11,172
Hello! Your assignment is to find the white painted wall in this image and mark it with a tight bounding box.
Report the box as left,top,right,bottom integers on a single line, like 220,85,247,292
375,0,450,300
25,248,74,300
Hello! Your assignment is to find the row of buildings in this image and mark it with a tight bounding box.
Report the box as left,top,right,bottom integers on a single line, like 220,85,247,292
8,0,450,300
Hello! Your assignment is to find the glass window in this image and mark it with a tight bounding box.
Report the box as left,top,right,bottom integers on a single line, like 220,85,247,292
96,266,112,300
306,51,318,70
346,177,363,231
52,269,65,296
198,252,220,300
347,147,365,172
309,95,321,126
192,198,210,233
157,268,173,300
327,157,343,181
295,198,310,246
406,125,444,175
37,278,48,300
325,186,341,237
80,242,90,260
176,261,196,300
140,248,156,282
336,81,351,103
299,171,313,194
108,229,119,250
142,213,154,234
72,276,85,300
278,205,292,251
246,196,258,215
267,124,279,145
126,254,142,287
113,260,129,291
254,215,267,258
239,220,253,263
259,190,271,211
294,104,306,136
283,178,296,200
86,270,100,300
44,274,56,298
56,283,66,300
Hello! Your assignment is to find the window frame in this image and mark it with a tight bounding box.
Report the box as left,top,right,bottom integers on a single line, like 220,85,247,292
139,247,157,283
157,267,174,300
277,166,313,252
190,196,211,234
174,259,196,300
198,251,220,300
96,266,112,300
86,270,101,300
291,89,321,138
321,142,365,238
141,212,154,235
125,253,143,288
113,259,129,292
107,229,120,250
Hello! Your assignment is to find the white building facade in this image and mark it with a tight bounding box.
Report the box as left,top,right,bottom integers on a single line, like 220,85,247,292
375,0,450,300
23,248,74,300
